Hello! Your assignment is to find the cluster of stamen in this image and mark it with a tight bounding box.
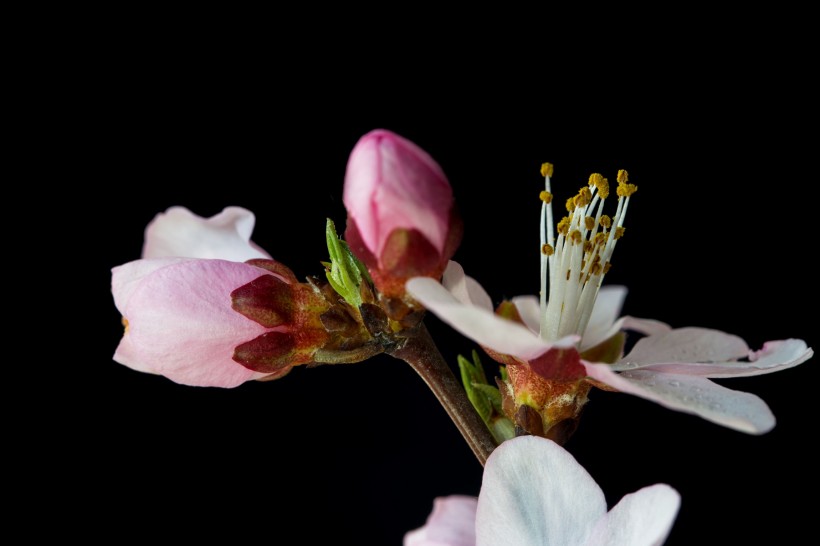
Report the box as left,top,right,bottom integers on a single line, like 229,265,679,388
538,163,637,342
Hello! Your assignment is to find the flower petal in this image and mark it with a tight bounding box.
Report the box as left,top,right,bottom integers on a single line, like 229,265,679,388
581,286,628,350
614,327,750,368
142,206,271,261
113,259,272,387
585,484,680,546
441,261,493,311
476,436,606,546
407,278,574,360
583,364,776,434
618,339,813,378
512,295,540,334
404,496,478,546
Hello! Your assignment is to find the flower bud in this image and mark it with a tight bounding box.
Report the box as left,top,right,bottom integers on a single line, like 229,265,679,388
343,129,462,298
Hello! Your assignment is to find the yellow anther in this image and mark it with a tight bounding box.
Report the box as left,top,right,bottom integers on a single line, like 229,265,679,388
540,190,553,204
570,229,582,244
617,169,628,184
565,197,576,212
591,263,602,275
541,243,554,256
583,241,593,253
584,216,595,230
122,317,130,333
615,226,626,239
566,269,571,281
541,162,554,178
557,217,571,235
573,187,592,208
603,262,612,274
595,232,607,245
616,182,638,198
599,215,612,228
596,176,610,199
588,173,603,188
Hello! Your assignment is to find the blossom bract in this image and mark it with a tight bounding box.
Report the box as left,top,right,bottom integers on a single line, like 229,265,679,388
405,436,681,546
344,129,462,297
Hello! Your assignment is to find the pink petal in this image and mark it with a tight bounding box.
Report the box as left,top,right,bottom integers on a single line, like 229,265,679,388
581,286,628,350
404,496,478,546
112,259,272,387
512,295,540,334
583,364,776,434
343,129,453,259
476,436,606,546
617,339,813,378
442,261,493,311
407,278,575,360
616,327,750,366
142,206,271,261
585,484,680,546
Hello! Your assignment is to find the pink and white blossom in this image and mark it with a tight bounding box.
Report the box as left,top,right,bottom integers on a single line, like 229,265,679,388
112,207,292,387
405,436,680,546
343,129,462,297
407,165,813,434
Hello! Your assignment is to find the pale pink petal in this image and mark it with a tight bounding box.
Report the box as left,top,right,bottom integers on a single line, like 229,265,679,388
615,327,750,367
584,315,673,353
618,339,813,378
585,484,680,546
581,286,628,350
583,364,776,434
476,436,606,546
111,257,193,313
142,206,271,261
512,295,541,334
404,496,478,546
407,278,576,360
344,129,453,259
442,261,493,311
113,259,272,387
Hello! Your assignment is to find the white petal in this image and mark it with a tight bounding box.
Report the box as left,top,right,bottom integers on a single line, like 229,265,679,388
615,327,749,367
581,314,672,354
407,278,573,360
111,257,193,313
512,295,541,334
618,339,813,378
404,496,478,546
142,206,271,261
476,436,606,546
585,484,680,546
442,261,493,311
581,286,628,350
584,364,776,434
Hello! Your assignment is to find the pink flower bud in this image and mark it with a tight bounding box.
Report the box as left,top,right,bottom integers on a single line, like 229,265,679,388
344,129,462,298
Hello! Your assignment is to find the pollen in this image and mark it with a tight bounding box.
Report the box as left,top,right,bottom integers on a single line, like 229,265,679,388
541,162,554,178
573,187,592,208
541,243,554,256
617,169,629,184
599,215,612,228
557,217,571,235
569,229,582,244
584,216,595,230
565,197,576,212
540,190,553,204
615,226,626,239
588,173,603,188
122,317,130,333
596,176,610,199
616,182,638,198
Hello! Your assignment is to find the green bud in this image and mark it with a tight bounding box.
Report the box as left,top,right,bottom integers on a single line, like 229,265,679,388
325,218,371,308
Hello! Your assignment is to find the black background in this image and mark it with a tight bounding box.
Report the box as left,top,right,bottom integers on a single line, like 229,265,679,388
33,32,817,544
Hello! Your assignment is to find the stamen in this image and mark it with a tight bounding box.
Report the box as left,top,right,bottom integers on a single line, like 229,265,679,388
584,216,595,230
541,243,554,256
541,162,554,177
540,190,553,204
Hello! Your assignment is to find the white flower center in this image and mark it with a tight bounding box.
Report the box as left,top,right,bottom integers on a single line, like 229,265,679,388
538,164,636,342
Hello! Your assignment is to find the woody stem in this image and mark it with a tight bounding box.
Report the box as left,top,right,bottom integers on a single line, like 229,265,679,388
390,323,497,466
